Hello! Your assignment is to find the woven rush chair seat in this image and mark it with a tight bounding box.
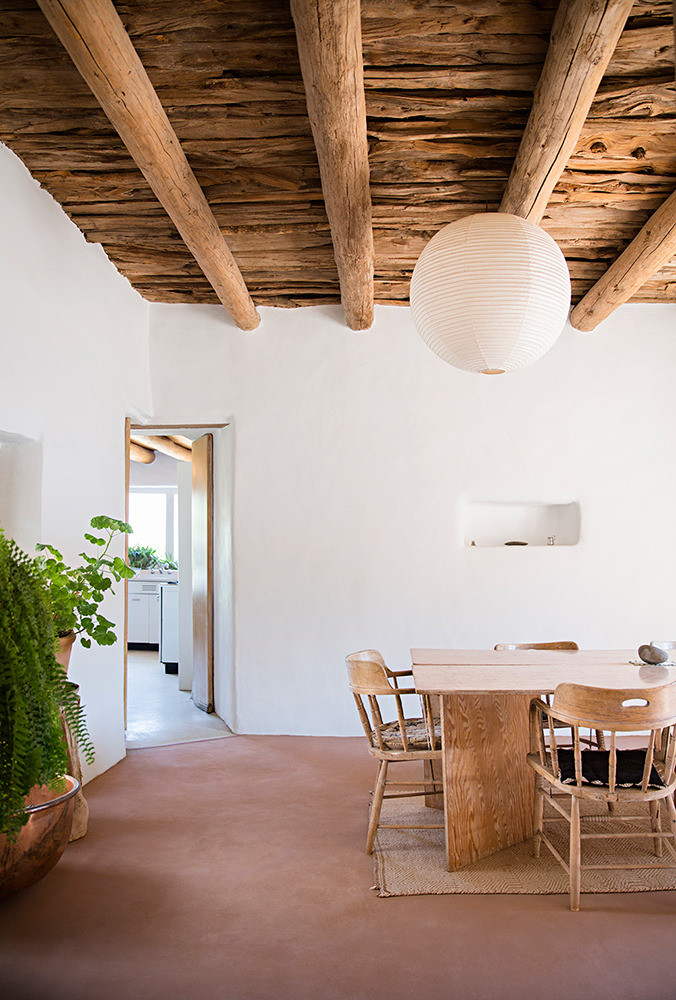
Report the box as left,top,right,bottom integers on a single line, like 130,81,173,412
374,716,442,752
346,649,444,854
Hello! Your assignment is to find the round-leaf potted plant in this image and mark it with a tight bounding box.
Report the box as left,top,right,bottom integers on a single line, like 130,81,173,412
0,530,94,897
35,515,134,840
37,514,135,671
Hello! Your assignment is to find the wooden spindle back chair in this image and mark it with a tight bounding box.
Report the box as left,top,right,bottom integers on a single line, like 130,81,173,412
346,650,443,854
528,681,676,910
494,641,604,749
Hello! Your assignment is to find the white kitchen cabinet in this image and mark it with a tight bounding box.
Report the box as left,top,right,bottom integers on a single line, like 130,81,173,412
127,579,162,644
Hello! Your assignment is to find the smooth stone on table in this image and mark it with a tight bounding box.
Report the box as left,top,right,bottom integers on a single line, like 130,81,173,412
638,644,668,665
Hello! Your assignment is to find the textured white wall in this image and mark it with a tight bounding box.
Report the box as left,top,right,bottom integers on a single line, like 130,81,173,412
149,299,676,736
0,143,152,779
0,434,42,551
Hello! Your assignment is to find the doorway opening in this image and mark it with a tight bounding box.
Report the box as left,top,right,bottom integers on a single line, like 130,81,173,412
124,422,234,749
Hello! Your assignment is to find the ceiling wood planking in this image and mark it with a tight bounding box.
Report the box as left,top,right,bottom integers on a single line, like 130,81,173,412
290,0,374,330
499,0,635,223
34,0,260,330
570,186,676,330
0,0,673,310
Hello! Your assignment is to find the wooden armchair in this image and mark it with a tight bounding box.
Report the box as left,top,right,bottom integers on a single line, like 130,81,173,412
346,650,443,854
528,681,676,910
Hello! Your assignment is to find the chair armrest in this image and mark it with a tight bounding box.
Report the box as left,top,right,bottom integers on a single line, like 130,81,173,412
385,668,414,678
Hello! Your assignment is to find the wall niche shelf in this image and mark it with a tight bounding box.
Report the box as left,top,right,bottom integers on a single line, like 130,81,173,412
463,501,580,548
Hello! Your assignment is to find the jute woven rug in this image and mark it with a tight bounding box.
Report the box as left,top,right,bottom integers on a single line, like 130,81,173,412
372,798,676,897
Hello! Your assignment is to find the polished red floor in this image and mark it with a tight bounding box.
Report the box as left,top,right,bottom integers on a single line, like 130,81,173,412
1,736,676,1000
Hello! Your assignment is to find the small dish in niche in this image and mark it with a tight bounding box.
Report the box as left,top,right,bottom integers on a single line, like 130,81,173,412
504,540,528,546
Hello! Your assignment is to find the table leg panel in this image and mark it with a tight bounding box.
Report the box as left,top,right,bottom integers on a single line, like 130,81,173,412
442,693,533,871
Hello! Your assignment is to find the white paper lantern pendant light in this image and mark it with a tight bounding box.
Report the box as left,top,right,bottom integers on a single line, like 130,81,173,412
410,213,571,375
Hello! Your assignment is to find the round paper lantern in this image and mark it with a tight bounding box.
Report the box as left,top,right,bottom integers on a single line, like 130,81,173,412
410,213,571,375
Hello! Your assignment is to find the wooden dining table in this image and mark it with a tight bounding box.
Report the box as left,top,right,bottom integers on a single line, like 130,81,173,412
412,648,676,872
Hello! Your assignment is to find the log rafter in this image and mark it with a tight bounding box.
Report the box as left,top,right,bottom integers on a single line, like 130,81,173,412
570,187,676,330
290,0,374,330
130,441,155,465
500,0,635,223
35,0,260,330
130,435,192,463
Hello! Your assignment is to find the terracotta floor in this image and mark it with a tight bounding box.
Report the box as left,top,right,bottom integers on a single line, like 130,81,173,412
2,736,676,1000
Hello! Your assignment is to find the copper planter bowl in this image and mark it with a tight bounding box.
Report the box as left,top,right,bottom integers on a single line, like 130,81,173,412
0,775,80,899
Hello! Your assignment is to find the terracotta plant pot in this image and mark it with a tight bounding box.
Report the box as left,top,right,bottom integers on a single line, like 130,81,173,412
56,632,76,674
0,775,80,899
54,634,89,841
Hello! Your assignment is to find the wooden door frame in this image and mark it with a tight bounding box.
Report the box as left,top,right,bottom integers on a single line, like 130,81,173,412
124,421,227,731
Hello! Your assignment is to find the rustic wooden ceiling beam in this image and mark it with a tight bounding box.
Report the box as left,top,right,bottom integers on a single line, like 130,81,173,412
35,0,259,330
129,441,155,465
290,0,374,330
499,0,634,223
131,435,192,463
167,435,193,450
570,188,676,331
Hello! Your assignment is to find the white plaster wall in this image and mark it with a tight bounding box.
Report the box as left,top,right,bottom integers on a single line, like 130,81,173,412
149,297,676,737
0,143,152,778
0,434,42,551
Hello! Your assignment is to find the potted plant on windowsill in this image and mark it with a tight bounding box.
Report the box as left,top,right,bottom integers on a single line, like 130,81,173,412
37,515,135,673
0,530,94,898
128,545,178,575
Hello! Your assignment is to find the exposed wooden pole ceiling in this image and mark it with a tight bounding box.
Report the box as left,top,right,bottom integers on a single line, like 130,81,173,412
130,435,192,463
35,0,260,330
500,0,635,223
571,185,676,329
291,0,375,330
0,1,674,326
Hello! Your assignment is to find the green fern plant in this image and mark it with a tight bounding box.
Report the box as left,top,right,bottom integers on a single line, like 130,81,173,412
0,530,94,838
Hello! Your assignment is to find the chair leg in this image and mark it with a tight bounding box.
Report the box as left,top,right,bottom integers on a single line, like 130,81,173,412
366,760,388,855
649,800,663,858
595,729,606,750
569,797,581,912
532,779,544,859
663,794,676,855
